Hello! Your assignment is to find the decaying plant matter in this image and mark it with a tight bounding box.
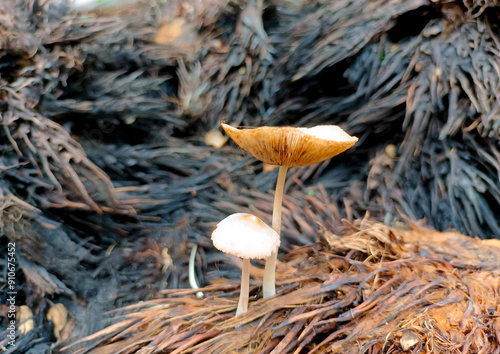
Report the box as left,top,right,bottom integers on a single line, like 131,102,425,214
65,214,500,353
267,0,500,238
1,0,500,351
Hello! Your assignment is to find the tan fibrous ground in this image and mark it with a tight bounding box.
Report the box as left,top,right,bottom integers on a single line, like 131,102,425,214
66,219,500,353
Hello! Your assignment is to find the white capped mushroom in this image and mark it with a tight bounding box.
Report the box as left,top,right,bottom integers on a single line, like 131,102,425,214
212,213,279,315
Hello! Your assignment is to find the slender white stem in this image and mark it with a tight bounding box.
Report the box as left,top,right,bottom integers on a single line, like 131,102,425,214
188,244,204,298
262,165,288,299
236,258,250,315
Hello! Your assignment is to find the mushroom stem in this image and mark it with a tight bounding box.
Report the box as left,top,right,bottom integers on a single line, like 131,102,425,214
263,165,288,298
188,244,204,298
236,258,251,315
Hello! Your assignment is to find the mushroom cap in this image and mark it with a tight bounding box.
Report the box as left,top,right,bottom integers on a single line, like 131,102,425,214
221,123,358,167
212,213,280,259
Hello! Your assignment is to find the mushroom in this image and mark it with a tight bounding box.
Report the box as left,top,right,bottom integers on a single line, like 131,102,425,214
18,305,34,335
46,303,68,346
211,213,280,315
221,122,358,298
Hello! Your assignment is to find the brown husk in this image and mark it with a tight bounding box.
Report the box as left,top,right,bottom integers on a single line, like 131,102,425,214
65,217,500,353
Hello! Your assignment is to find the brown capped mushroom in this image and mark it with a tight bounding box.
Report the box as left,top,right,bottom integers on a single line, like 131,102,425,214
211,213,280,315
221,122,358,298
221,123,358,167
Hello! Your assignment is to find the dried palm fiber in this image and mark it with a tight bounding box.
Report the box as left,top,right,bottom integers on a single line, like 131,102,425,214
37,0,272,132
261,0,500,238
0,0,277,338
25,0,500,321
1,0,120,273
64,214,500,354
7,0,498,258
0,2,167,351
167,0,274,128
1,0,500,350
17,0,282,306
0,0,151,334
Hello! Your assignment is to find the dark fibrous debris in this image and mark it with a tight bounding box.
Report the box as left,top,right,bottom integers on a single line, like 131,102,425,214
267,0,500,238
1,0,500,352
